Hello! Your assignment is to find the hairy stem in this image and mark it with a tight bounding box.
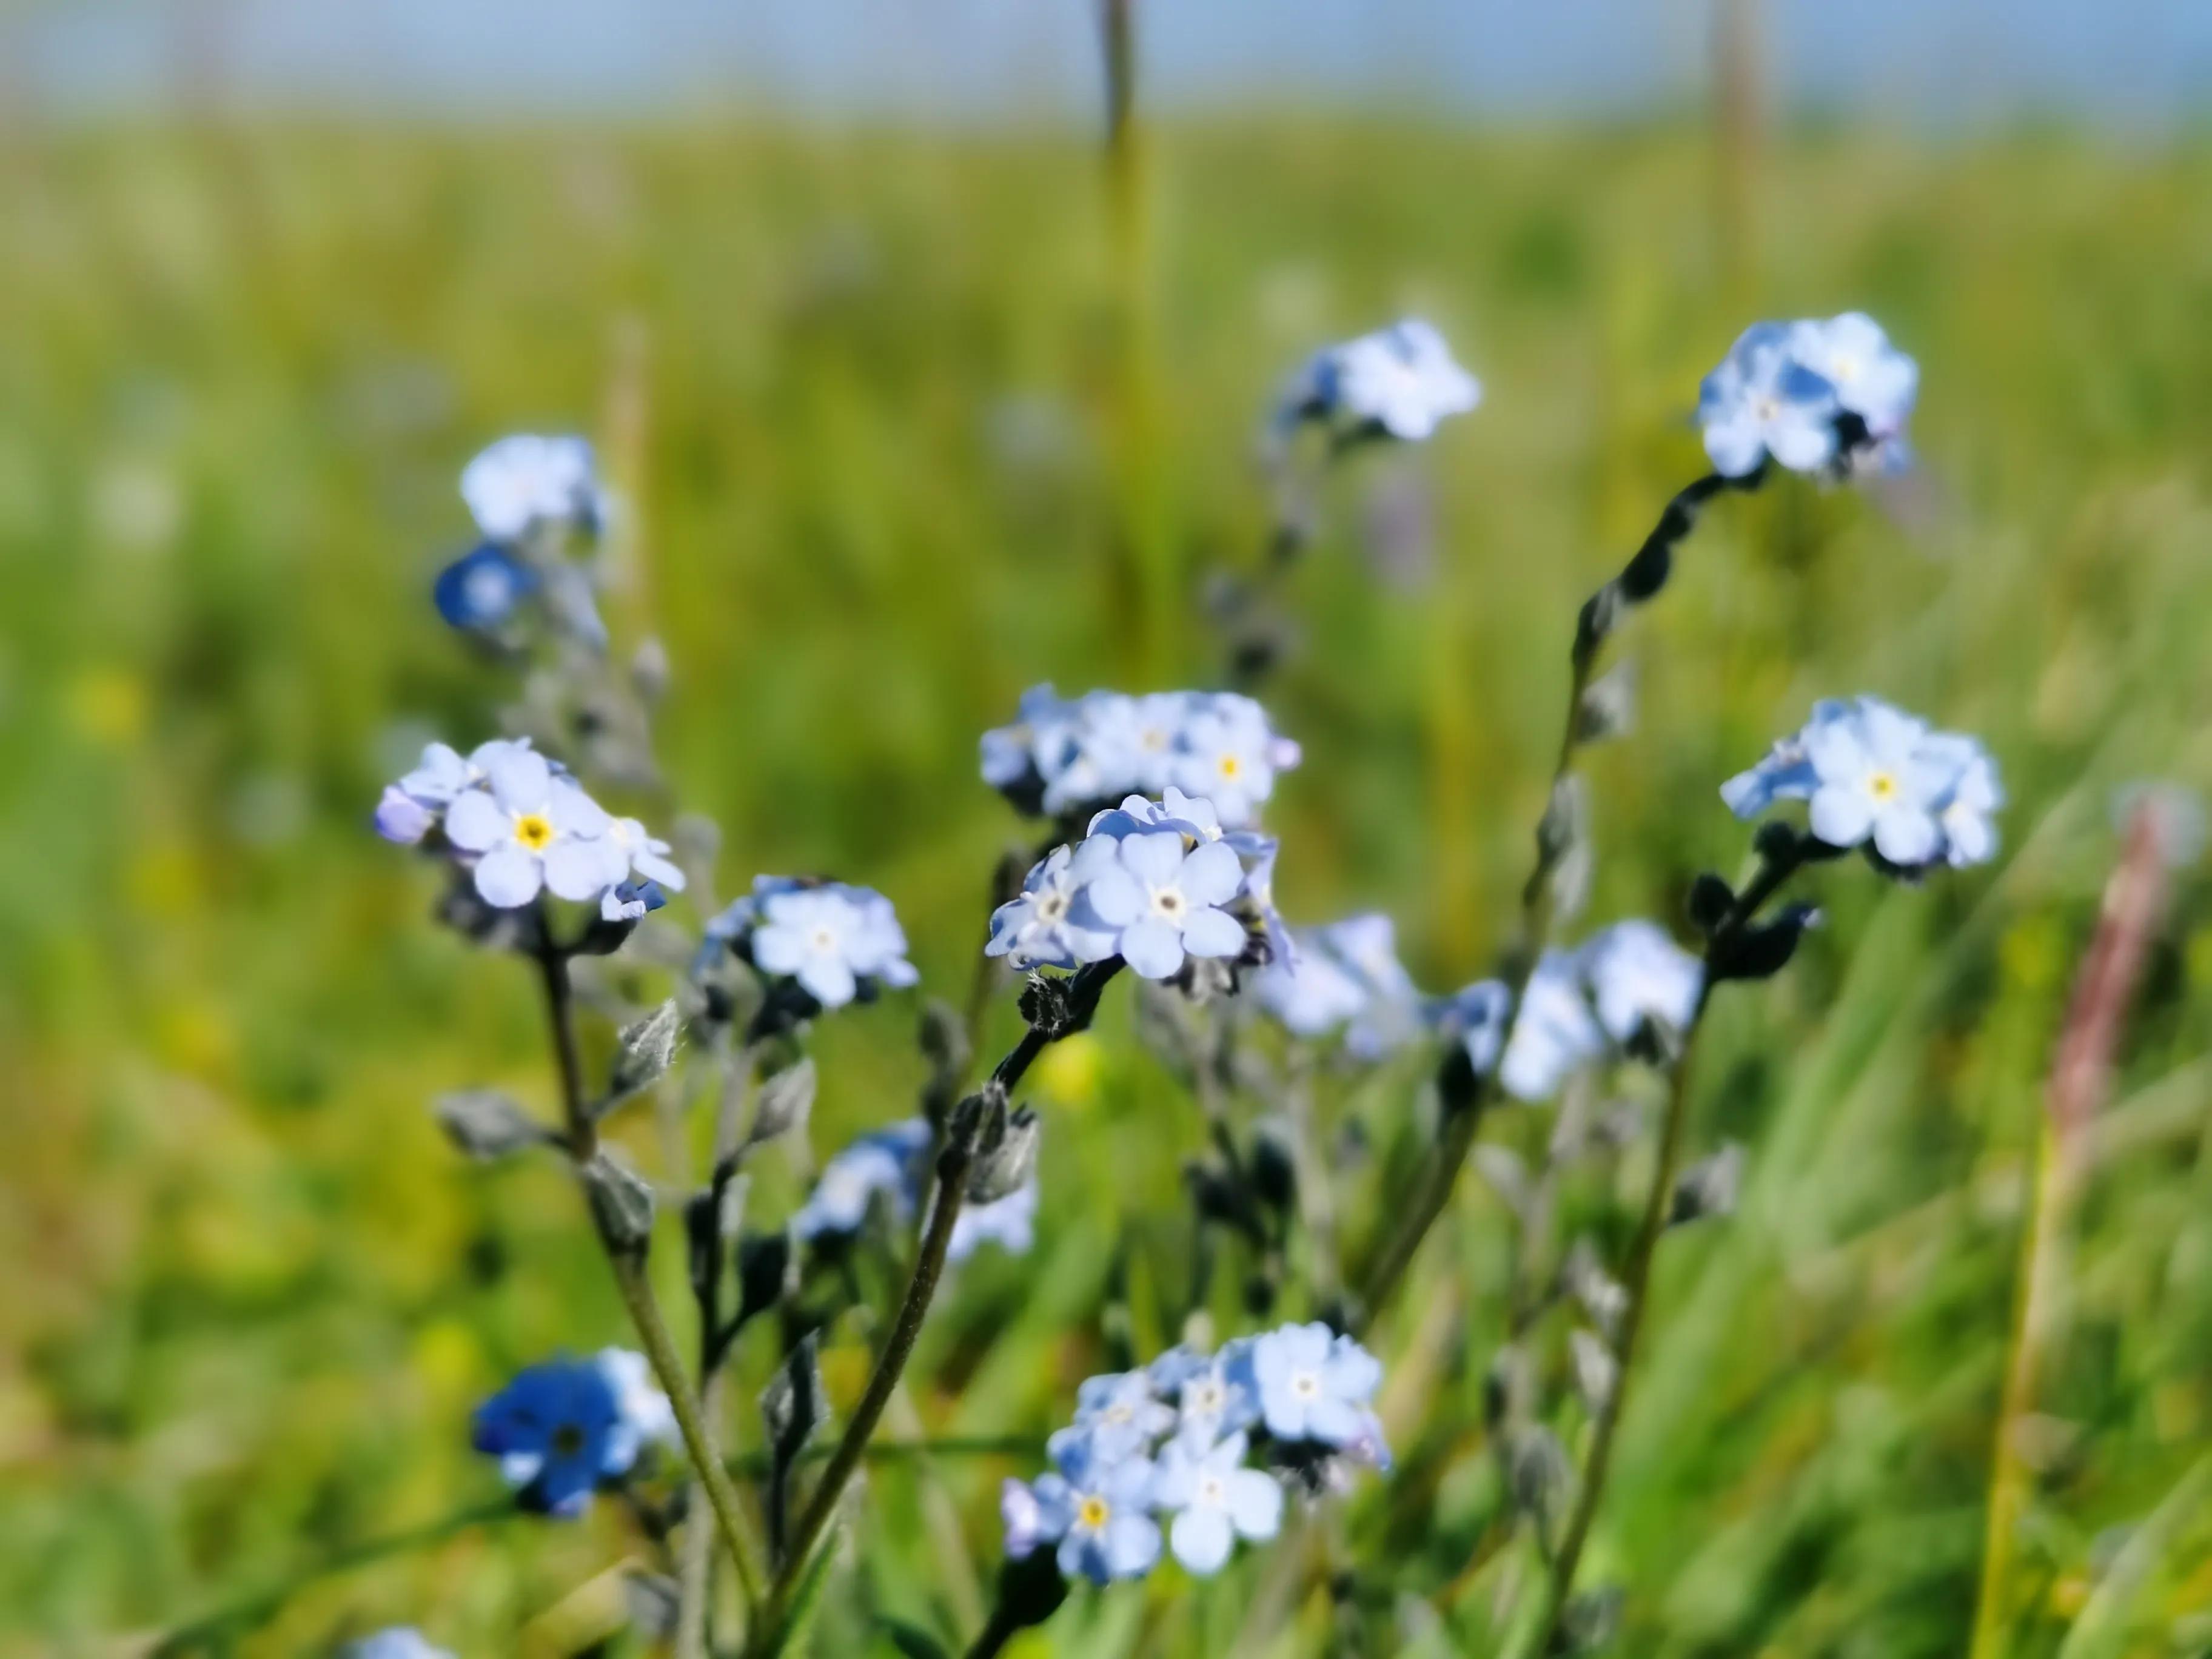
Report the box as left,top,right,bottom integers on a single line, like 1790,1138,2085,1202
534,943,768,1614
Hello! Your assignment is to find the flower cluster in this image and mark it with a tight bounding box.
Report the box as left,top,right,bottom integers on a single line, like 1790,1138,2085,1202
1002,1324,1386,1584
982,687,1300,826
1275,317,1482,444
986,791,1281,982
470,1349,677,1518
1253,912,1423,1059
375,737,685,919
791,1117,1038,1264
436,435,610,638
1433,919,1705,1102
699,876,920,1012
1698,312,1918,478
1723,695,2004,871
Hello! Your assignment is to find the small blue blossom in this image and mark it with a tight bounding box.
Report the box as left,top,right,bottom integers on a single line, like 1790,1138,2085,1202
1053,1451,1162,1585
985,845,1118,971
1578,920,1703,1045
746,880,920,1010
346,1631,454,1659
601,878,669,923
1071,828,1250,980
1256,912,1421,1055
791,1119,932,1243
1254,930,1369,1038
374,784,437,846
1153,1430,1284,1575
375,736,531,845
471,1356,626,1517
1449,952,1604,1102
1786,311,1919,443
1698,321,1843,478
1155,1342,1261,1454
1279,318,1481,443
1729,696,2000,871
1059,1370,1178,1466
1000,1472,1072,1560
1249,1322,1384,1448
434,541,538,632
442,746,629,909
948,1175,1040,1263
461,434,603,541
982,689,1299,830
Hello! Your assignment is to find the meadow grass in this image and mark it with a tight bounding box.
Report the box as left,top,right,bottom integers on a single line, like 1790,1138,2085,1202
2,116,2211,1656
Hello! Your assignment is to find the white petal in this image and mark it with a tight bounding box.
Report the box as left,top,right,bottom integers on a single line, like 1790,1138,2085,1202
443,788,508,853
1225,1469,1283,1540
544,837,622,902
1179,907,1247,959
1809,785,1875,850
1178,840,1244,908
1119,919,1187,980
474,845,543,908
1170,1506,1234,1576
1872,804,1939,867
797,955,858,1008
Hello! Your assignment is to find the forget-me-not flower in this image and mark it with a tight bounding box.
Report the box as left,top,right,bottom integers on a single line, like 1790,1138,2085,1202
1254,930,1370,1038
1698,322,1843,478
461,434,602,542
1052,1447,1162,1585
1170,695,1300,830
1072,829,1250,980
471,1356,626,1517
443,747,628,908
1281,318,1481,443
1152,1342,1261,1454
1059,1370,1178,1466
1249,1322,1384,1447
748,882,920,1010
791,1119,931,1242
1001,1472,1071,1560
1259,912,1423,1054
1786,312,1919,441
983,688,1300,829
1153,1430,1284,1575
986,845,1118,971
595,1347,678,1472
606,816,686,893
1578,920,1704,1045
434,541,538,633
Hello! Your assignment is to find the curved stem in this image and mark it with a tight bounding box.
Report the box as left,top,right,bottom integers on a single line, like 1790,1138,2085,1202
534,943,768,1613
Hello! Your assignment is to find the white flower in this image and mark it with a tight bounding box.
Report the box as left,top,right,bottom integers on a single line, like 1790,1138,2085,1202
1249,1322,1382,1446
1698,322,1842,478
1072,829,1249,980
1577,920,1703,1045
461,434,601,541
1284,318,1481,443
1253,930,1370,1037
1786,312,1919,440
1153,1430,1283,1576
442,747,627,908
595,1347,677,1473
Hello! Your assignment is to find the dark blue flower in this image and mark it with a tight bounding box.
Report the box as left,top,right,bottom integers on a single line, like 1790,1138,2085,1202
434,542,538,633
472,1356,624,1517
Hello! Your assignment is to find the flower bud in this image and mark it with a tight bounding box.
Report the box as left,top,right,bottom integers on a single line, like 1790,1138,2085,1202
746,1056,816,1147
432,1089,549,1161
607,999,682,1103
967,1103,1041,1205
1575,660,1637,744
581,1153,655,1255
1671,1142,1745,1225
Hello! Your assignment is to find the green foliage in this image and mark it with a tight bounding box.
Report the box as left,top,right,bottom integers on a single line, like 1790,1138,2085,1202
2,116,2211,1656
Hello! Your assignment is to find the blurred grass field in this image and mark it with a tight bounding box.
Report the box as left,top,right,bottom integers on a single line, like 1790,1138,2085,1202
4,116,2212,1656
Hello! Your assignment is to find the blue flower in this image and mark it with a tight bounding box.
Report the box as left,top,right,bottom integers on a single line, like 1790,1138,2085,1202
1786,312,1918,443
746,881,920,1010
375,736,531,845
1057,1370,1178,1466
472,1356,626,1517
1071,828,1250,980
1443,952,1604,1102
374,784,437,846
595,1347,678,1472
981,684,1078,794
1279,318,1481,444
441,745,629,909
791,1119,932,1243
461,434,603,541
601,878,669,923
1698,322,1842,477
434,541,538,632
986,845,1118,971
948,1176,1039,1262
1052,1448,1162,1585
1254,930,1369,1038
1249,1322,1383,1447
1577,920,1703,1045
1001,1473,1073,1560
1153,1430,1284,1576
346,1631,454,1659
1153,1342,1261,1454
1256,912,1421,1055
606,817,686,893
1168,694,1300,830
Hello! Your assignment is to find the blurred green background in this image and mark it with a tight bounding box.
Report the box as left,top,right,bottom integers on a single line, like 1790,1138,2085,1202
4,78,2212,1659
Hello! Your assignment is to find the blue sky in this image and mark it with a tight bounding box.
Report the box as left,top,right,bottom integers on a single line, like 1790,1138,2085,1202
22,0,2212,128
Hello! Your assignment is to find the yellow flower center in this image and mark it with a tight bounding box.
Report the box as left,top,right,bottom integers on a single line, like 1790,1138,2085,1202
1869,771,1898,802
1077,1495,1110,1529
514,813,554,851
1218,754,1242,779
